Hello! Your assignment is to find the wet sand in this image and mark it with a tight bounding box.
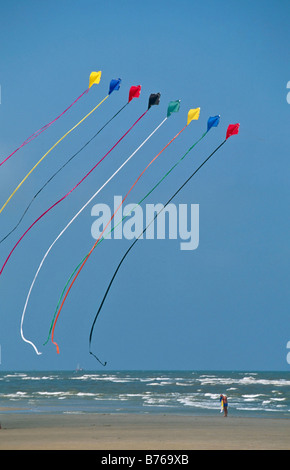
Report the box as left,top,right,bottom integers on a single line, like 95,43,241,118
0,413,290,450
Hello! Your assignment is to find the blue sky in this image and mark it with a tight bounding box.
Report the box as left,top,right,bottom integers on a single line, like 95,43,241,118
0,0,289,371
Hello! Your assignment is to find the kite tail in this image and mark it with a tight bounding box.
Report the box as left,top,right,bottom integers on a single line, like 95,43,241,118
89,239,138,365
89,139,227,362
0,102,129,246
0,107,148,278
44,259,83,345
47,118,215,353
20,307,42,356
0,94,110,216
89,352,107,367
0,198,35,246
0,88,89,168
40,116,168,346
18,108,150,354
22,88,89,143
50,123,188,353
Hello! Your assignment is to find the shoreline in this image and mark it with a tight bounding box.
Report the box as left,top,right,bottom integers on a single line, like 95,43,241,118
0,412,290,450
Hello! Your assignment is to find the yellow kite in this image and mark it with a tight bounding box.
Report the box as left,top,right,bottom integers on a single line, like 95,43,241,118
89,71,102,88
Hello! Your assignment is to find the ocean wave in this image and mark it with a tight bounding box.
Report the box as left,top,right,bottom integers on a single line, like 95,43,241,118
36,391,72,396
4,373,28,378
0,391,28,398
21,376,55,381
197,376,290,387
177,397,219,410
72,374,136,383
147,381,173,386
242,394,265,399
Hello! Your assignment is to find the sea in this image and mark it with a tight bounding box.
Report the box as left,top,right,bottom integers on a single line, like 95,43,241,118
0,370,290,418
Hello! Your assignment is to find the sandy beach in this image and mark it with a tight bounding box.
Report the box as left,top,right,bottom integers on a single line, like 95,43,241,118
0,412,289,450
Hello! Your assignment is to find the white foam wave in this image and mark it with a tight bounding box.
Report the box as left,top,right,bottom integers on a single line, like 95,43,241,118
198,376,290,387
36,391,71,396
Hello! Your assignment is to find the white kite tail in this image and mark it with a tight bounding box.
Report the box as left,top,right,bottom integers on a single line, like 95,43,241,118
20,308,42,355
20,116,168,354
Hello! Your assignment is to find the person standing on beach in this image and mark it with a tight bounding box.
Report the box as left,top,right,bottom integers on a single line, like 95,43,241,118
220,394,228,417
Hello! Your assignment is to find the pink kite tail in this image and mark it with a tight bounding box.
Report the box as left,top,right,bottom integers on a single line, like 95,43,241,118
0,109,148,276
0,88,89,168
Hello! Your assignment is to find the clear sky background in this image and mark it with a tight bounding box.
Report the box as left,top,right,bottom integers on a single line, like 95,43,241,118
0,0,289,371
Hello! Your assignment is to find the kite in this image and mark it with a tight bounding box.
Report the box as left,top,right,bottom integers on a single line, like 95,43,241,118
89,71,102,89
0,71,101,169
21,100,180,352
0,87,149,280
0,75,121,216
45,114,219,351
187,108,200,124
0,80,141,247
86,122,239,365
49,108,201,355
148,93,161,108
129,86,142,102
